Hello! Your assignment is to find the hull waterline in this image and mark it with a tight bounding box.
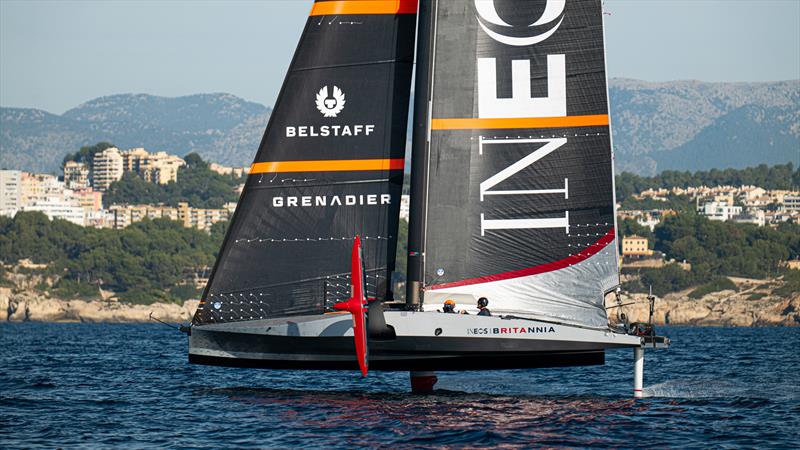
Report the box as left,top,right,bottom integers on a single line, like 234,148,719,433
188,311,640,371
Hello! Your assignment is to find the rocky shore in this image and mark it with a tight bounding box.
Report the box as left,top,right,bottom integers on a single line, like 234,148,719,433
608,290,800,327
2,283,798,326
1,287,198,323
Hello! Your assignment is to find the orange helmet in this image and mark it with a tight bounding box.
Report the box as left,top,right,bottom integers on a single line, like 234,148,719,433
444,299,456,306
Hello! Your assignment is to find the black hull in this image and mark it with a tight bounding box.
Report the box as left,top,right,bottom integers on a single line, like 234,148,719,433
189,328,608,371
189,350,603,371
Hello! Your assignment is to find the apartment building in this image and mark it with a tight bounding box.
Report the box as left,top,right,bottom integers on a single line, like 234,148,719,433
784,194,800,213
21,196,86,226
0,169,22,213
144,152,185,184
63,161,90,189
85,209,116,229
121,148,185,184
698,201,742,222
120,148,150,173
109,204,180,229
733,210,766,227
177,202,227,231
92,147,124,191
73,188,103,212
209,163,248,178
621,235,653,257
19,172,67,206
108,202,229,231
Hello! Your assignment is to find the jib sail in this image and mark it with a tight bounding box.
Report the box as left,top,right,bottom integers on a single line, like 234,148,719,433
413,0,619,328
193,0,417,325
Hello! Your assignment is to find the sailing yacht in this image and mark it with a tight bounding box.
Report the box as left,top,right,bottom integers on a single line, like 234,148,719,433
186,0,668,396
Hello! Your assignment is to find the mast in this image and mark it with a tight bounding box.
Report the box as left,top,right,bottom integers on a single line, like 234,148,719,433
405,0,435,309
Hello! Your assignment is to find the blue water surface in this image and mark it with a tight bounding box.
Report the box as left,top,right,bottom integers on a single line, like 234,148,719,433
1,324,799,448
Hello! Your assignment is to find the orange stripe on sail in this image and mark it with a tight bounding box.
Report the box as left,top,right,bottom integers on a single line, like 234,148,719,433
250,158,405,174
430,114,609,130
309,0,417,16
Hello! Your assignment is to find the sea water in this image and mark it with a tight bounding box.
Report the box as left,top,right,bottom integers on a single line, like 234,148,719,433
1,324,798,448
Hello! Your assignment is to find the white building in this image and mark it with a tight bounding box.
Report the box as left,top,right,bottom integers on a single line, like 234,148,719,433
784,194,800,213
740,186,767,201
92,147,124,191
20,172,64,205
85,209,116,228
0,169,22,215
733,209,766,227
209,163,248,178
121,148,185,184
21,195,86,226
63,161,90,189
637,215,660,231
699,201,743,222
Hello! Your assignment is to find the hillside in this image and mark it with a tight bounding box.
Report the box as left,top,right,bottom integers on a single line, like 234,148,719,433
0,108,92,173
1,93,270,173
609,79,799,174
1,80,798,174
652,104,798,172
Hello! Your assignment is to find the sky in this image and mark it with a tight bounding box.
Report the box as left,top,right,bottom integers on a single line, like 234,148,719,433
1,0,798,114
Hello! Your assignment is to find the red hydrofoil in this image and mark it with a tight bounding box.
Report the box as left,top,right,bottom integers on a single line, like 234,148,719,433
332,235,369,377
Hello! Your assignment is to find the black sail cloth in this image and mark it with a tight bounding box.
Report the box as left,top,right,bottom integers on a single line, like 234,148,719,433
417,0,618,328
193,0,417,325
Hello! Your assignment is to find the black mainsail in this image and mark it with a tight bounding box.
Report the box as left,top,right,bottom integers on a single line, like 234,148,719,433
193,0,417,325
408,0,619,328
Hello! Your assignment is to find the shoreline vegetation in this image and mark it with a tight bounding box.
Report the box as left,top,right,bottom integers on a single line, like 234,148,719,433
2,251,798,326
2,286,798,326
1,154,798,325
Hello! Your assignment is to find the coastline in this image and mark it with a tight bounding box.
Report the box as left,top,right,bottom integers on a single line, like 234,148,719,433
609,291,800,327
2,285,798,326
1,287,198,323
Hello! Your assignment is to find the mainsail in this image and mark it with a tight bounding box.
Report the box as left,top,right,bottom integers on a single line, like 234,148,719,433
193,0,417,325
410,0,619,328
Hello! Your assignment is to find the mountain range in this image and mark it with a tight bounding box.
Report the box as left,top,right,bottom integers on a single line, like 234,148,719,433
1,93,271,173
608,79,799,174
1,80,798,175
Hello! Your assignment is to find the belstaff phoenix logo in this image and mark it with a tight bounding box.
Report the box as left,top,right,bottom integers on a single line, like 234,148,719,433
286,84,372,137
315,85,346,117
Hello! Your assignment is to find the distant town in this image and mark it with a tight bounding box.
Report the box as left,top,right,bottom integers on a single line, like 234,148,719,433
618,184,800,267
626,185,800,228
0,147,247,231
1,149,798,241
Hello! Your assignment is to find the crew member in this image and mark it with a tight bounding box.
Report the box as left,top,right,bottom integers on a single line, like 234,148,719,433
477,297,491,316
442,299,457,313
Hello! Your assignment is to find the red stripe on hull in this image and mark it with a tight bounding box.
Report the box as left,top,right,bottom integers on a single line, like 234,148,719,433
427,228,616,290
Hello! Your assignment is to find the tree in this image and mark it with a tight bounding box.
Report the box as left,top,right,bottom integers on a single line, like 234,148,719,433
614,162,798,202
62,142,116,170
0,213,220,304
183,152,207,168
